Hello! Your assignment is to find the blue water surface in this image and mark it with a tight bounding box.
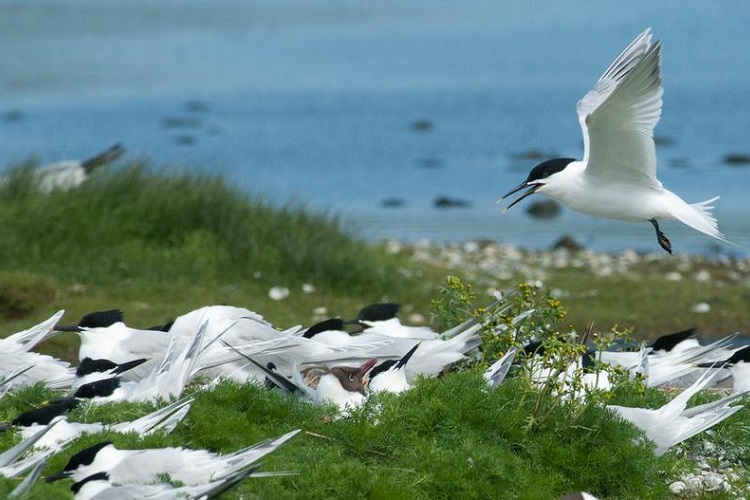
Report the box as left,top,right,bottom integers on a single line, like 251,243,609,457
1,0,749,254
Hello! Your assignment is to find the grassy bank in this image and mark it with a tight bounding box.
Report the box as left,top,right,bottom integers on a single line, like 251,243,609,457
0,161,748,360
1,162,749,498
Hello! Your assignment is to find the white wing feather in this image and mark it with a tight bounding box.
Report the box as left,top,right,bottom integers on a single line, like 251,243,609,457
577,29,663,186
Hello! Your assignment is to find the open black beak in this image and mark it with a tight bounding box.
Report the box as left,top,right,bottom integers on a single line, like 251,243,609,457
498,182,542,212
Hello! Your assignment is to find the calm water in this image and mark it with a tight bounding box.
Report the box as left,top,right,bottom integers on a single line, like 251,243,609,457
1,0,749,254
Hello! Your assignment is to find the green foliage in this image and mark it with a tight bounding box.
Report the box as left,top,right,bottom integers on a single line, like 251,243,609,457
0,162,414,296
0,374,675,499
0,271,55,320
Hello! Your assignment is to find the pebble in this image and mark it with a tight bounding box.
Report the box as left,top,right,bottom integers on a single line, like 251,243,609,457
268,286,290,301
391,239,750,295
691,302,711,314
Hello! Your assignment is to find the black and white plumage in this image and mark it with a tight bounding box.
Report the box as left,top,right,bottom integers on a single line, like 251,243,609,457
607,366,745,456
367,343,420,394
35,143,125,193
0,310,74,390
500,29,726,253
46,429,300,486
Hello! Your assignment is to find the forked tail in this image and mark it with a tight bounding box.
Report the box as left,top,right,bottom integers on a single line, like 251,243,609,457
672,196,730,244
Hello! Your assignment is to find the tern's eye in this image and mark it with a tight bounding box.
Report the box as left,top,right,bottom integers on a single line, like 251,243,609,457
348,373,355,382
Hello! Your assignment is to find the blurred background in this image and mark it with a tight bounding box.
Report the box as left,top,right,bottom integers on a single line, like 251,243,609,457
1,0,748,254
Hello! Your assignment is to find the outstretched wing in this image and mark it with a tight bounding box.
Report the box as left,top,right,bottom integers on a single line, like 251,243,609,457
577,29,663,187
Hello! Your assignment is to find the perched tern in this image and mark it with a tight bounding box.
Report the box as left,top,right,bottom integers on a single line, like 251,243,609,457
68,463,283,500
500,29,726,254
35,143,125,193
700,346,750,394
608,366,745,456
46,429,300,485
347,303,439,340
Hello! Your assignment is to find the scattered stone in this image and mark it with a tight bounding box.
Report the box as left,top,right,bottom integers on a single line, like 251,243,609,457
408,312,426,324
313,306,327,316
691,302,711,313
702,472,727,491
693,269,711,282
381,197,406,208
410,119,433,132
268,286,290,301
415,157,443,169
174,134,197,146
722,153,750,165
302,283,316,294
185,100,210,113
551,235,584,252
509,149,546,160
433,196,471,209
654,135,676,147
1,109,23,122
664,271,682,281
668,157,690,168
668,481,687,495
526,200,561,219
162,117,203,129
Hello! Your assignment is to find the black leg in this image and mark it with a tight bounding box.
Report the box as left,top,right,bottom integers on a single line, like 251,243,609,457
650,219,672,255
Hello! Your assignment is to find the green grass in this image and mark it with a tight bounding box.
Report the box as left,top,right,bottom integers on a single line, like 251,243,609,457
0,162,418,295
0,373,684,499
0,161,748,498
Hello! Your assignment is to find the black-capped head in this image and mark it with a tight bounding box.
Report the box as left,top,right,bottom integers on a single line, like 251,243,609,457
649,328,695,352
56,309,124,332
501,158,576,211
303,318,345,339
355,303,401,323
726,346,750,365
73,377,120,399
46,441,113,482
75,358,118,377
11,397,78,426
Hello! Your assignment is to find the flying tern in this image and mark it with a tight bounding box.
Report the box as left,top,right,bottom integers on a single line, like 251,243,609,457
500,29,726,254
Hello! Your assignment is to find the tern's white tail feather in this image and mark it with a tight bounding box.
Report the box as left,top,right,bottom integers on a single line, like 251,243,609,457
670,195,727,242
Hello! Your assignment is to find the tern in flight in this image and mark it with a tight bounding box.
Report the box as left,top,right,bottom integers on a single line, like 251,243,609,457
500,29,726,254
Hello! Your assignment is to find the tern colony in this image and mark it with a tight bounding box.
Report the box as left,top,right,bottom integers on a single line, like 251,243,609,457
1,289,749,497
0,29,745,498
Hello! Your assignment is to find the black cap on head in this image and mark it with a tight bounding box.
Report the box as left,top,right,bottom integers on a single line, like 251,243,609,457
649,328,695,352
525,158,576,183
73,377,120,399
12,397,78,426
727,346,750,365
78,309,124,328
356,303,401,322
56,310,125,332
76,358,118,377
47,441,113,481
303,318,345,338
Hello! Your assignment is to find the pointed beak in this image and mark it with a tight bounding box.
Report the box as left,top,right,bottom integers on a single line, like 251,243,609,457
358,359,377,377
498,182,542,212
54,324,82,333
45,471,72,483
